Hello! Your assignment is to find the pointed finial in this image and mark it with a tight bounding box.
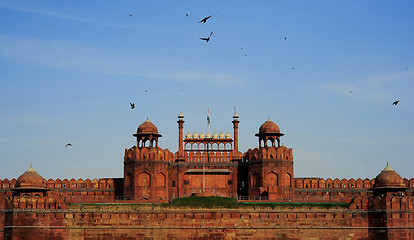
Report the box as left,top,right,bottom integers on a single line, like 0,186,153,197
383,162,394,172
27,163,35,173
145,117,150,122
267,117,271,122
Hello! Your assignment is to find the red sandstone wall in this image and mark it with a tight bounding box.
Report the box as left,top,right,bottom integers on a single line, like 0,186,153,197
1,208,380,240
4,207,414,239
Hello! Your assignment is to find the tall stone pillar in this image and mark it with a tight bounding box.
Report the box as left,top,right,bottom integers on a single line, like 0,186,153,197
177,113,184,157
232,113,239,158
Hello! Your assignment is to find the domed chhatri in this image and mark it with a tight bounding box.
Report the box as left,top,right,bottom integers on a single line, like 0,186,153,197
133,118,162,148
137,118,159,134
255,118,284,148
258,117,281,134
15,163,47,189
373,162,405,189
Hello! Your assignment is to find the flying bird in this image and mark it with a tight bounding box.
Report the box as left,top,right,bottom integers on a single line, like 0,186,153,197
65,143,72,147
200,32,213,42
130,103,135,109
186,13,189,17
199,16,211,23
129,14,133,17
392,100,399,106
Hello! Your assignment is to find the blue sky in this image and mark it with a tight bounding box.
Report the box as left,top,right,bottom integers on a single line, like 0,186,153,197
0,0,413,181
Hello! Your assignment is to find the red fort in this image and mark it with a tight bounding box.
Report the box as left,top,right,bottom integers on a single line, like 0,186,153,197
1,113,413,239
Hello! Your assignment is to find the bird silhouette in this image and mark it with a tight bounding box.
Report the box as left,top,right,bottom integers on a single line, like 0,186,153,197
186,13,189,17
199,16,211,23
392,100,399,106
65,143,72,147
130,103,135,109
129,14,133,17
200,32,213,42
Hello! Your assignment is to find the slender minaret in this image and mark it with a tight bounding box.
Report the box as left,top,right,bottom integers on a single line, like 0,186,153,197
177,112,184,157
232,112,239,158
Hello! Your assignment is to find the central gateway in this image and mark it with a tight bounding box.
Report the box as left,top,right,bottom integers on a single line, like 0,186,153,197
123,113,293,202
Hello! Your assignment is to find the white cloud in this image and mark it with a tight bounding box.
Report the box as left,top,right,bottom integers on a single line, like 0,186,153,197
321,70,414,105
0,35,245,86
0,3,143,30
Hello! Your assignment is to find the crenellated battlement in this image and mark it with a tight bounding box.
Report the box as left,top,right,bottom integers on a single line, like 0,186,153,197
124,146,174,162
294,177,414,189
0,178,117,190
243,146,293,161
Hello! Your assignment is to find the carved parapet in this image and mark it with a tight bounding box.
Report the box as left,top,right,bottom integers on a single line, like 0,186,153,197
0,178,17,189
295,177,376,189
244,146,293,161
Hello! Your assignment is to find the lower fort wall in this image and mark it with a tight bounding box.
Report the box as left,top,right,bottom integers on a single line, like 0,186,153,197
2,207,414,239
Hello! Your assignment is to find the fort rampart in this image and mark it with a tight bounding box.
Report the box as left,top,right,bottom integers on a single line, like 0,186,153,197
1,202,414,239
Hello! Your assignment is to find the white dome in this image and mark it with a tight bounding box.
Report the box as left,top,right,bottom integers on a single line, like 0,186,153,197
192,132,199,138
225,132,231,139
219,132,225,139
185,132,191,139
206,132,212,138
212,132,218,139
199,132,205,138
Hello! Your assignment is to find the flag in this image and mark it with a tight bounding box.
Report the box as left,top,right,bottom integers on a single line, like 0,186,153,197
207,108,210,125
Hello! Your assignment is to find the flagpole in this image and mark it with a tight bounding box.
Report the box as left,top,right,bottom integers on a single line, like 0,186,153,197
204,108,210,193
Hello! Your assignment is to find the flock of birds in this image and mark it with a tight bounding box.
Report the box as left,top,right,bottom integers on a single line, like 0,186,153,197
64,12,403,148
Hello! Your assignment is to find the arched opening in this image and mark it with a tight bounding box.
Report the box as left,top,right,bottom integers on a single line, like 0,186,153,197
251,172,260,187
138,172,151,187
225,143,232,150
266,139,273,147
219,143,225,150
284,172,292,187
266,172,278,186
199,143,205,151
185,143,191,150
156,172,166,187
126,172,133,187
